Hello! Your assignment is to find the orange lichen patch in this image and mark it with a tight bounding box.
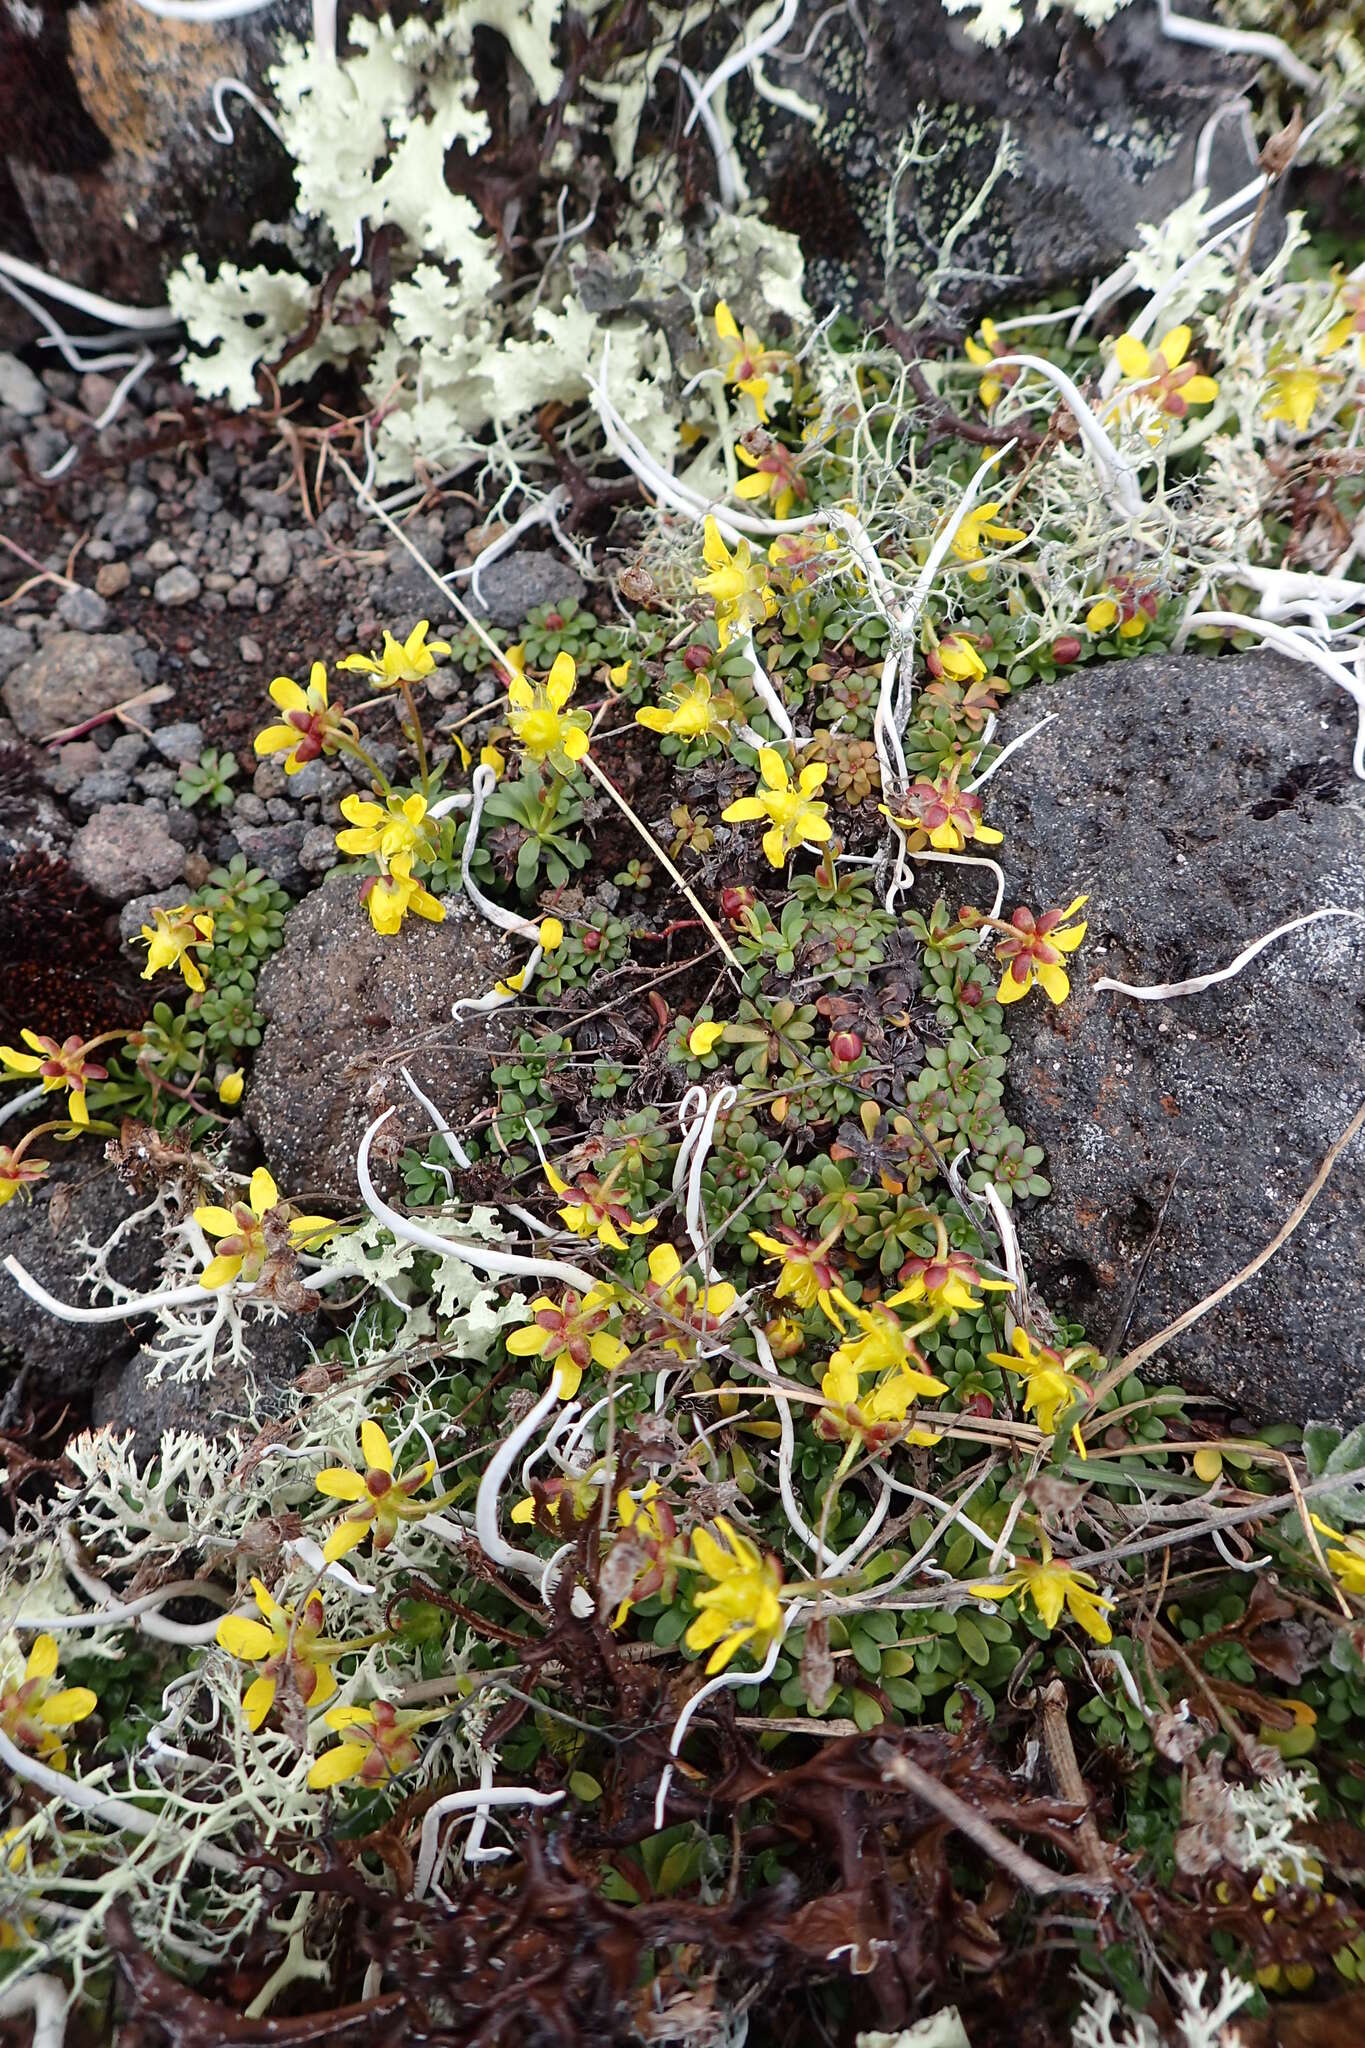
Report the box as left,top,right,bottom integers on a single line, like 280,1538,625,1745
67,0,244,158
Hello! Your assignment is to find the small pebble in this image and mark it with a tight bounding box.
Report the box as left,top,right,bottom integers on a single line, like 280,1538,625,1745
154,567,201,608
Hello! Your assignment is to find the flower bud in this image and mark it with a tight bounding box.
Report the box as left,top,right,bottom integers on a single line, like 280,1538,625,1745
719,885,756,923
683,644,712,673
829,1029,863,1067
1052,636,1082,664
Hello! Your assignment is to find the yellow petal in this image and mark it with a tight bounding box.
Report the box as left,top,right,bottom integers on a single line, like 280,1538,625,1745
24,1636,58,1683
733,472,770,500
199,1253,243,1291
38,1687,97,1728
1158,325,1191,370
215,1615,274,1661
1114,333,1150,379
307,1743,367,1791
315,1468,369,1501
322,1517,370,1563
254,725,299,758
714,300,740,343
248,1167,279,1216
242,1675,277,1731
360,1420,392,1473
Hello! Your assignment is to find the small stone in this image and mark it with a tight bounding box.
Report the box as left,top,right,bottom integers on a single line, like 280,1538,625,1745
252,756,287,800
0,625,33,681
41,739,101,796
228,578,257,610
71,802,186,902
144,539,178,570
56,585,110,632
70,767,132,812
136,764,175,798
255,588,275,615
0,352,46,418
254,530,292,586
238,635,264,663
149,720,204,764
164,807,200,848
467,549,585,629
100,485,155,551
204,572,235,595
2,630,142,739
232,820,308,893
232,791,269,825
95,560,132,599
265,796,297,824
154,566,200,608
298,823,340,875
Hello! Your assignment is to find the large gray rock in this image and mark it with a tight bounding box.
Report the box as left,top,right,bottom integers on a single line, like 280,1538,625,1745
93,1313,324,1455
248,881,512,1202
3,632,144,742
985,651,1364,1426
735,1,1266,317
0,1156,164,1402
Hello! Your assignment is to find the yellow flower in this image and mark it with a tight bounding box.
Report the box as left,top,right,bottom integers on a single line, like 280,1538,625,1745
336,620,450,688
821,1299,948,1434
636,674,727,741
540,1156,656,1253
217,1070,244,1106
194,1166,335,1290
949,501,1027,583
645,1242,737,1355
0,1634,97,1773
216,1579,343,1730
687,1020,726,1057
722,745,831,868
888,766,1004,853
0,1145,48,1208
819,1351,943,1442
254,662,354,773
685,1517,784,1673
963,317,1017,409
335,789,436,863
749,1228,845,1329
694,517,776,648
970,1539,1114,1643
364,852,445,936
1262,362,1330,433
1086,582,1158,639
1310,1517,1365,1598
988,1327,1096,1455
1113,326,1219,427
928,633,987,683
539,917,564,952
734,439,807,521
315,1418,436,1562
307,1699,446,1791
994,895,1088,1006
504,1284,628,1398
715,300,781,423
892,1239,1013,1321
507,650,591,770
608,659,632,690
0,1030,108,1127
138,905,215,993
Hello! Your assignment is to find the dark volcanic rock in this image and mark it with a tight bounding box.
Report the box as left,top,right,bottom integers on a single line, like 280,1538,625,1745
0,1155,164,1402
984,651,1364,1426
735,0,1267,318
248,880,513,1203
93,1312,323,1455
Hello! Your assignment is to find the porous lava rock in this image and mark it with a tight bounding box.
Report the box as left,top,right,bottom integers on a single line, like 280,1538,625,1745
247,879,512,1203
982,650,1364,1426
3,632,144,742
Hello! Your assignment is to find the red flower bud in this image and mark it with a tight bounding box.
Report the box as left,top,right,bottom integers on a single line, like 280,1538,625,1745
1052,636,1082,664
829,1029,863,1066
958,980,984,1008
925,646,944,679
963,1393,993,1419
683,645,712,673
582,928,602,953
720,885,756,923
544,612,564,631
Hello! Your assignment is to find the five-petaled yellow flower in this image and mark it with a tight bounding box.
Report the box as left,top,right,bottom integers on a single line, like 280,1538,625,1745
685,1518,785,1674
315,1418,436,1562
734,438,807,520
504,1284,628,1398
0,1635,96,1773
364,852,445,937
1262,362,1331,433
0,1031,108,1127
695,517,777,648
540,1156,657,1252
928,633,987,684
307,1699,447,1790
335,790,436,864
194,1166,334,1290
989,1327,1096,1456
337,621,449,689
715,301,782,423
723,746,831,868
216,1579,343,1730
507,651,591,770
1112,326,1218,431
254,663,354,773
139,905,215,993
970,1539,1114,1644
949,501,1027,582
645,1242,737,1355
636,674,727,741
994,895,1088,1006
749,1227,845,1329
